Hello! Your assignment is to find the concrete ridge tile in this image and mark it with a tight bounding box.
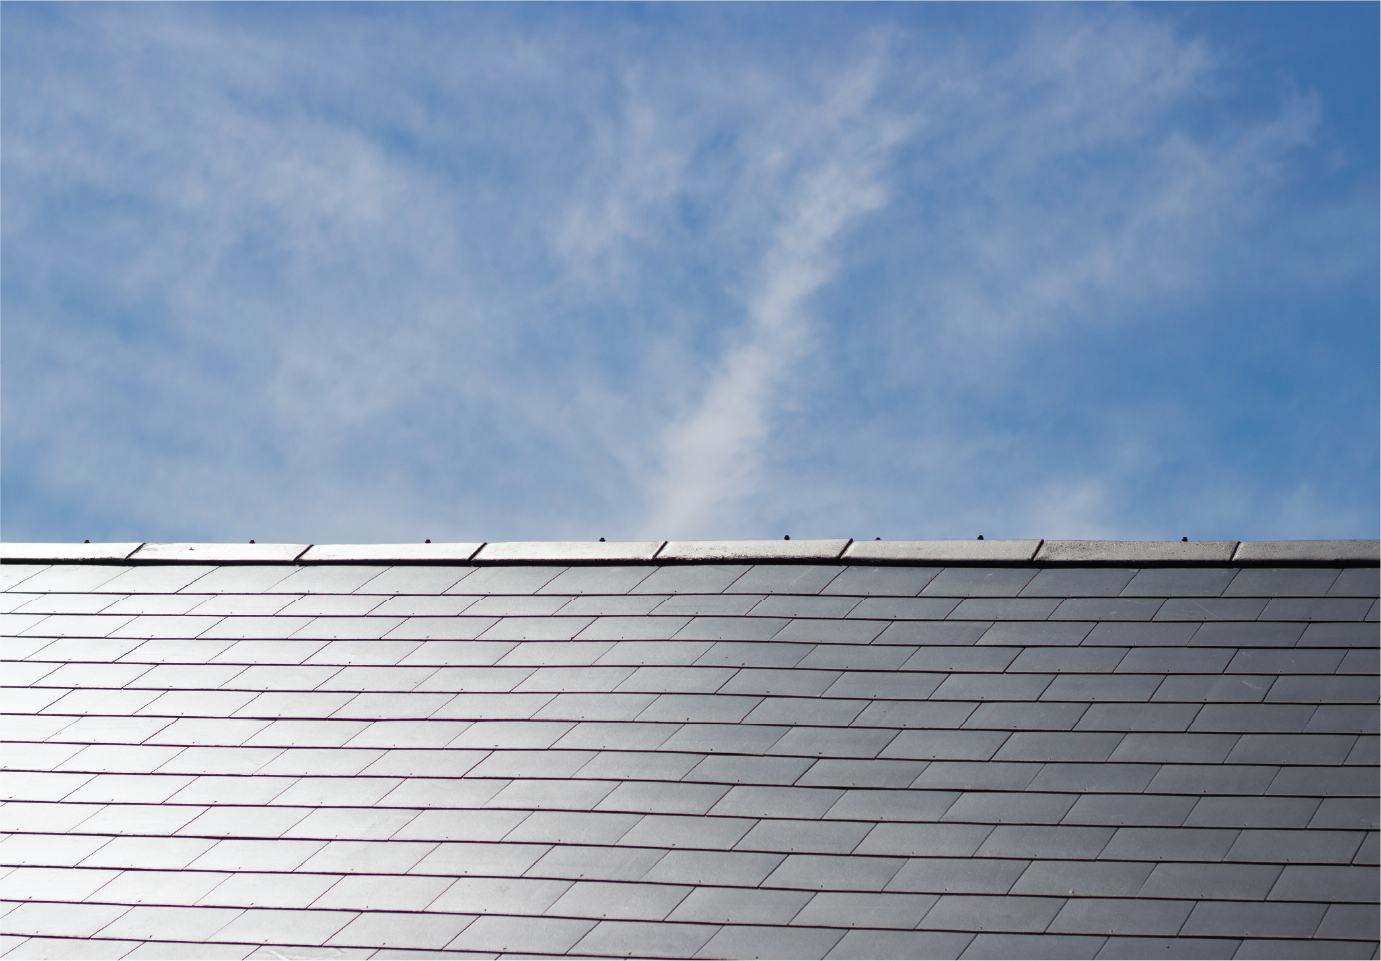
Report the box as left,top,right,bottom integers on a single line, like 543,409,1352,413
300,543,485,564
1,543,144,563
1233,541,1381,566
1036,541,1240,566
844,540,1042,564
659,540,852,562
476,542,665,563
130,544,311,564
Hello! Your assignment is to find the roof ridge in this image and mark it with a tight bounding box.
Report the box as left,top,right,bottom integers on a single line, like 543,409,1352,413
1,538,1376,566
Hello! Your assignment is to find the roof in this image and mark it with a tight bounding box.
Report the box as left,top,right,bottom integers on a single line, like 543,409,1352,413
1,539,1377,959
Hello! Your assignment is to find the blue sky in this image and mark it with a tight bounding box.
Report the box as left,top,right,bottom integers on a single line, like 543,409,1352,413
3,2,1377,544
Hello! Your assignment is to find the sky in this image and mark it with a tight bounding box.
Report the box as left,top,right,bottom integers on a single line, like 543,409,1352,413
3,2,1377,545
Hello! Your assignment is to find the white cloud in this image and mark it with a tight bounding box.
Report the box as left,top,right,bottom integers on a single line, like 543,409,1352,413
3,6,1373,542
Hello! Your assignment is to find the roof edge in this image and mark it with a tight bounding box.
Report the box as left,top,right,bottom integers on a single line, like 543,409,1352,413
3,538,1377,566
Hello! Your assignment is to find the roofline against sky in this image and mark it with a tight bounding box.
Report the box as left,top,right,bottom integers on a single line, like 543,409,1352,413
2,539,1377,567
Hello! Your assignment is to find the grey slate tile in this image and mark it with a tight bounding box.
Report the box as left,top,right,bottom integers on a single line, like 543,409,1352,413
460,595,571,617
1268,675,1378,704
767,729,894,756
385,618,499,641
187,839,326,872
353,566,474,595
1226,568,1342,597
961,702,1088,731
1138,862,1281,900
923,568,1038,598
1264,597,1373,621
1352,831,1379,864
1184,796,1320,828
535,693,658,721
571,919,715,958
961,934,1106,959
722,667,840,696
1298,622,1380,647
1310,797,1381,830
525,844,664,881
1108,733,1239,763
486,777,619,810
213,908,361,948
975,825,1114,859
875,621,991,645
678,618,789,642
443,566,565,595
763,853,905,891
444,915,596,954
1154,598,1267,621
775,618,888,645
799,758,929,789
1048,899,1193,936
1337,648,1381,674
1309,701,1381,734
823,566,940,597
1233,939,1377,960
944,792,1078,824
912,761,1040,791
1144,764,1278,796
597,639,713,666
1063,794,1196,827
537,566,656,595
709,785,843,819
848,596,961,620
694,641,811,667
826,930,974,960
1082,622,1198,646
1226,828,1364,861
407,840,548,877
561,594,670,616
1226,733,1357,764
1118,648,1232,673
641,850,785,886
1330,568,1381,598
745,697,867,726
555,722,680,751
880,730,1009,761
752,595,861,618
596,780,730,815
269,566,388,595
684,755,814,786
1098,827,1238,862
723,564,844,595
1020,569,1137,598
736,818,875,854
904,646,1020,672
1008,647,1128,673
1041,674,1163,702
824,670,944,700
697,924,844,960
326,911,476,950
310,873,453,911
932,674,1054,701
1180,901,1326,938
1268,864,1379,902
615,665,737,693
480,616,594,641
888,858,1029,895
1010,861,1152,897
1229,648,1347,674
994,732,1124,762
638,693,761,723
856,822,988,861
949,598,1061,620
1121,568,1236,597
1093,938,1237,960
1189,621,1304,648
635,565,751,595
793,890,938,928
979,622,1096,647
1050,598,1164,622
615,813,752,850
577,617,692,641
390,808,528,842
1075,703,1201,732
856,700,979,729
918,894,1064,933
1315,903,1381,939
668,886,811,925
1152,674,1273,703
1192,704,1315,733
546,880,694,920
659,723,787,755
653,594,765,616
92,905,247,942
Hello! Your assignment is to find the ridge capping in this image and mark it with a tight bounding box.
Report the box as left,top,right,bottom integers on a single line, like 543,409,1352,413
129,543,310,564
659,539,851,562
1233,539,1380,565
1036,540,1239,565
845,539,1041,564
302,543,484,564
474,541,665,563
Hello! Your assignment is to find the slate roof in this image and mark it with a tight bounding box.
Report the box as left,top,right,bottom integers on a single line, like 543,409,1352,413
0,538,1377,960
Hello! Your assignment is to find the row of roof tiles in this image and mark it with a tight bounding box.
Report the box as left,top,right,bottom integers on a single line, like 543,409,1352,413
4,539,1379,565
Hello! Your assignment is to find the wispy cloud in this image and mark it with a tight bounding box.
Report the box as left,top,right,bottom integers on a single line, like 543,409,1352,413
3,5,1374,542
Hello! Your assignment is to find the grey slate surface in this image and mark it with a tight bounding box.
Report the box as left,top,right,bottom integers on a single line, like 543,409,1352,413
0,544,1377,960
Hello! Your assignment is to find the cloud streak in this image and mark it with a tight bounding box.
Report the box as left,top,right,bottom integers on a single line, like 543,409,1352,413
3,5,1374,543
